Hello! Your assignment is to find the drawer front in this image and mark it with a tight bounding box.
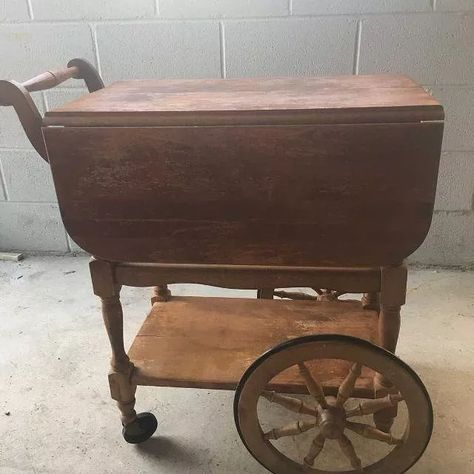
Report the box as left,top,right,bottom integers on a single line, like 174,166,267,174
43,122,443,266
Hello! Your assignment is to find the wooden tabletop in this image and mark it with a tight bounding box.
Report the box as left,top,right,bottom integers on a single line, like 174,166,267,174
44,74,443,127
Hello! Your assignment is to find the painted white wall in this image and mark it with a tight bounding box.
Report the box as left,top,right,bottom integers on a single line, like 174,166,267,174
0,0,473,265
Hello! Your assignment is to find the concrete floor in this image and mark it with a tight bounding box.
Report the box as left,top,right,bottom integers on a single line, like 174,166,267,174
0,256,473,473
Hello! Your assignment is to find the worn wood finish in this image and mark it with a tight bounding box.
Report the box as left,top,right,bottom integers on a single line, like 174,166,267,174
336,362,362,406
0,81,47,159
67,58,105,93
298,362,328,408
261,391,317,416
4,64,441,471
89,259,137,426
264,420,315,441
338,434,363,472
16,60,103,95
346,394,404,418
114,263,381,292
43,74,443,127
21,66,79,93
235,335,432,474
0,58,103,161
304,434,326,467
44,122,443,266
375,264,408,432
362,292,380,311
345,421,403,446
128,297,379,394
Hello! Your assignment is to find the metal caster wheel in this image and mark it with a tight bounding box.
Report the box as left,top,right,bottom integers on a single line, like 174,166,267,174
122,412,158,444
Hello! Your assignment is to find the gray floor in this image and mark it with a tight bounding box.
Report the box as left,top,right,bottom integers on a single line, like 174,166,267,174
0,256,473,473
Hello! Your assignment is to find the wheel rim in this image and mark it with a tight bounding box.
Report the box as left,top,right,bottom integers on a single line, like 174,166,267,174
234,334,432,474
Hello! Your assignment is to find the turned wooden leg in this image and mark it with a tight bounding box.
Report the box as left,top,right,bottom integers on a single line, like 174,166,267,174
257,288,274,299
101,293,137,426
90,258,157,443
377,304,401,355
151,284,171,304
362,292,380,311
374,303,401,432
374,264,407,433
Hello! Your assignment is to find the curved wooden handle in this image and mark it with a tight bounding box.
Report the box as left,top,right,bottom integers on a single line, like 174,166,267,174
15,58,104,94
0,58,104,161
21,66,80,93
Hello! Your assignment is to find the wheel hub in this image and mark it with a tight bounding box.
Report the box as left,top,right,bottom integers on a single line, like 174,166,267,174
319,403,346,439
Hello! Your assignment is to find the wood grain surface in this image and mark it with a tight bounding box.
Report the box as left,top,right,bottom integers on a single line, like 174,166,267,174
43,74,443,127
44,121,443,266
113,263,381,292
128,296,378,395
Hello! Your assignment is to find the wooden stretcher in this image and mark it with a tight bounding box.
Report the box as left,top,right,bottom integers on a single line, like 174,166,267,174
1,59,444,473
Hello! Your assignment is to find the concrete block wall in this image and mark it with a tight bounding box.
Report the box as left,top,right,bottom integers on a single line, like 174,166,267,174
1,1,473,265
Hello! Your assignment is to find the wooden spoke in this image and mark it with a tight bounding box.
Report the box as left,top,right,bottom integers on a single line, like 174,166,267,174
264,420,315,440
261,391,317,416
236,335,433,474
303,433,325,467
345,421,403,445
298,363,328,408
338,434,363,472
336,363,362,407
346,393,403,418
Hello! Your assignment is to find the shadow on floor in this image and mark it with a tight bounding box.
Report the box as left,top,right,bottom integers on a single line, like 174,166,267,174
136,436,201,468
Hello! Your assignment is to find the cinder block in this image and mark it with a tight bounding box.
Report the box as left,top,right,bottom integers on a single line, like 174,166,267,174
359,14,474,84
45,88,89,111
0,23,95,83
1,0,30,21
437,0,474,11
435,152,474,211
0,202,68,252
0,94,44,148
159,0,288,18
224,18,357,77
0,176,5,200
31,0,155,20
428,86,474,151
97,22,221,81
0,150,57,202
409,212,474,265
292,0,431,15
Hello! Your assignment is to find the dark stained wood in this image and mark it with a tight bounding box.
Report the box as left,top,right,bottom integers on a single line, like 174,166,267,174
0,58,103,161
5,64,438,469
128,296,378,395
0,80,47,159
114,263,381,292
43,74,443,127
67,58,105,93
374,264,408,433
44,121,443,266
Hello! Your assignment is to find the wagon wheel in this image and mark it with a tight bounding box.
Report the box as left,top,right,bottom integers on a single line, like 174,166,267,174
234,335,432,474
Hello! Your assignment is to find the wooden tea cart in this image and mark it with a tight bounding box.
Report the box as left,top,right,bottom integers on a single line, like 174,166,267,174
0,59,444,473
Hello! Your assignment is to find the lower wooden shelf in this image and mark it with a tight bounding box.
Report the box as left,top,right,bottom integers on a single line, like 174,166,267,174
128,296,379,396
